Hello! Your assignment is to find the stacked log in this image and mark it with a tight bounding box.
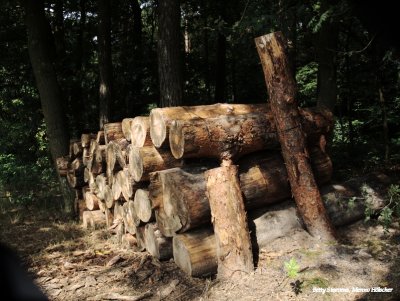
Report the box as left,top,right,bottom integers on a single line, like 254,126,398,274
56,102,390,278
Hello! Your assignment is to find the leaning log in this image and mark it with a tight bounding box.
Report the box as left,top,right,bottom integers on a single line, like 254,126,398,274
144,223,173,260
128,145,183,182
255,31,336,240
205,164,254,279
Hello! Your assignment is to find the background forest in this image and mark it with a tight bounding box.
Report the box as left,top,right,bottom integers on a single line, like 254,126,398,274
1,0,399,211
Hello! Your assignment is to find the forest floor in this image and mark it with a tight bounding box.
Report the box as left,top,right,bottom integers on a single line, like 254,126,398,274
1,188,400,300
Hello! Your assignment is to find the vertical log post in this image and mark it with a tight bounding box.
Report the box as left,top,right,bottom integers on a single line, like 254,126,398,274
205,161,253,280
255,31,336,241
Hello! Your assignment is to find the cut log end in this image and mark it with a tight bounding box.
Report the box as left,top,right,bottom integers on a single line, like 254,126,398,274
150,109,167,148
169,120,185,159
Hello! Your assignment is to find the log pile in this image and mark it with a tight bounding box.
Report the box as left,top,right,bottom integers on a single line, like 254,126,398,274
56,103,387,278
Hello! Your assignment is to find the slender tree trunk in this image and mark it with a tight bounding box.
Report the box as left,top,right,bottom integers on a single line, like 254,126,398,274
97,0,113,128
131,0,143,115
157,0,184,107
201,0,211,102
378,87,389,164
21,0,75,215
214,33,227,102
316,0,338,111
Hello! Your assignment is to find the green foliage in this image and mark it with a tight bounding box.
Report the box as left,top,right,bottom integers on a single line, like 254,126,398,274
284,257,300,279
364,184,400,232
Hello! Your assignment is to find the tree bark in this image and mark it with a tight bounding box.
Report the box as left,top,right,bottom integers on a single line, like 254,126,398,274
97,0,113,128
150,103,269,148
22,0,75,215
149,147,331,236
255,31,336,241
169,107,332,161
157,0,184,107
316,0,338,111
205,165,254,279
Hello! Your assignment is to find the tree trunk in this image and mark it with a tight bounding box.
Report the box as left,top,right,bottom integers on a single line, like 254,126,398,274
22,0,75,215
316,0,338,111
157,0,184,107
128,146,183,182
97,0,113,128
214,33,227,102
205,165,254,279
255,32,336,241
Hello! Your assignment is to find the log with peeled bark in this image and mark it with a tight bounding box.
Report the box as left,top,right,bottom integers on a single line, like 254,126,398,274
255,32,336,241
130,116,152,147
56,156,69,176
103,122,124,144
134,189,154,223
84,190,100,211
106,139,129,178
150,103,269,148
172,228,217,277
144,223,172,260
128,145,183,182
81,133,97,148
122,118,135,141
205,164,254,279
169,107,333,161
149,147,331,236
123,201,137,234
82,210,106,229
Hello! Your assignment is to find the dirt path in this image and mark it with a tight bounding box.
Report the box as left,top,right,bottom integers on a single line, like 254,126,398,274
1,206,400,300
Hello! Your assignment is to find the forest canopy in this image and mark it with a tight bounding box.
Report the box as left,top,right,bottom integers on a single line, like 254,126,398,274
0,0,399,209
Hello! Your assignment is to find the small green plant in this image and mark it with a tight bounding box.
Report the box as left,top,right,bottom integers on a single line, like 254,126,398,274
364,184,400,232
284,257,300,279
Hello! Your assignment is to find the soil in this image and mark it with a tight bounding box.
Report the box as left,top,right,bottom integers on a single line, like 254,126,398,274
1,200,400,300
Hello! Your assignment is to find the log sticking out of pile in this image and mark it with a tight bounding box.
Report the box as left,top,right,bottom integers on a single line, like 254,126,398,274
149,147,331,237
168,107,332,161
